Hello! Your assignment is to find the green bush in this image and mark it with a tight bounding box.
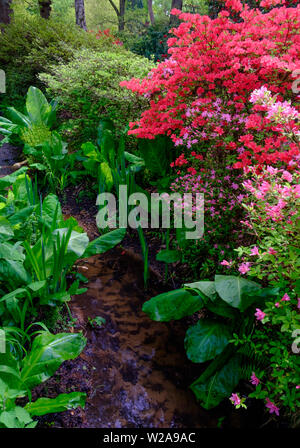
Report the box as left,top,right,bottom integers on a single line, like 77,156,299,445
0,15,110,111
129,24,171,62
39,48,155,146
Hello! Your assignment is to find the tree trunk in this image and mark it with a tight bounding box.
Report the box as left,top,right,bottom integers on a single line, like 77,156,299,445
38,0,52,19
169,0,182,25
108,0,126,32
147,0,155,25
75,0,87,31
0,0,13,24
118,0,126,31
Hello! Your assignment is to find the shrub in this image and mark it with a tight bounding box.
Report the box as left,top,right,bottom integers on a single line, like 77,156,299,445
120,4,300,166
0,15,110,111
39,48,154,145
130,24,171,62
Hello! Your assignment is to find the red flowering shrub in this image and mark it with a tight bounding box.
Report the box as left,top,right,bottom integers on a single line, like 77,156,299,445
90,28,123,46
121,3,300,169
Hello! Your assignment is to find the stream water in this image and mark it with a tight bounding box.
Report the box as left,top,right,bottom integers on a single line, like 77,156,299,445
71,250,222,428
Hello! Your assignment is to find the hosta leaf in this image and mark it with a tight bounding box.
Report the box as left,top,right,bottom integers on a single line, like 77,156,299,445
185,319,232,363
184,281,216,299
41,194,63,226
142,289,204,322
0,259,29,284
215,275,261,311
0,216,14,241
25,392,86,417
83,228,126,258
0,168,28,190
20,332,86,389
190,355,240,409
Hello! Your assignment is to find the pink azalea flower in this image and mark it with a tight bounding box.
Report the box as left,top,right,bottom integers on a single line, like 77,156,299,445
250,372,260,386
268,248,277,255
230,393,241,406
265,398,279,416
220,260,230,266
298,298,300,310
282,170,293,183
255,308,266,321
275,302,280,308
238,262,251,275
281,293,290,302
250,246,259,256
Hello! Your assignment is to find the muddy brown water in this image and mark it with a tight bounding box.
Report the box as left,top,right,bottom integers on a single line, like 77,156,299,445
71,250,223,428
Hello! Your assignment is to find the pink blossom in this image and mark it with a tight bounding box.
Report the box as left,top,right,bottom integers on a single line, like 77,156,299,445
268,248,277,255
250,372,260,386
255,308,266,321
265,398,279,416
221,260,230,266
281,293,290,302
275,302,280,308
298,298,300,310
282,170,293,183
238,262,251,275
250,246,259,256
230,393,241,406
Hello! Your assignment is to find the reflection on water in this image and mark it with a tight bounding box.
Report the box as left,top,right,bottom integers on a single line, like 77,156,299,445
71,249,220,428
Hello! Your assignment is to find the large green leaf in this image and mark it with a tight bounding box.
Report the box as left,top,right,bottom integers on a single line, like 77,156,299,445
185,319,232,363
214,275,261,311
0,407,35,428
20,332,86,389
0,168,28,190
64,230,89,258
156,249,181,264
0,353,24,392
8,205,36,227
0,259,29,284
25,86,50,125
99,161,113,191
204,295,239,319
190,355,240,409
142,289,204,322
6,107,30,128
0,217,14,241
25,392,86,417
184,281,216,299
0,243,24,262
41,194,63,227
83,228,126,258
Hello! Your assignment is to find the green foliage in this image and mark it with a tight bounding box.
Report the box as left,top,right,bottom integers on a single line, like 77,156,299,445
39,48,154,144
0,15,107,111
0,86,57,146
143,289,203,322
0,330,86,428
246,290,300,418
138,135,174,178
130,24,170,62
0,173,125,324
0,170,126,427
143,275,272,409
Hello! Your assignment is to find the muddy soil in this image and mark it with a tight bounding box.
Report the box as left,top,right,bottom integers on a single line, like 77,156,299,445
0,140,21,176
